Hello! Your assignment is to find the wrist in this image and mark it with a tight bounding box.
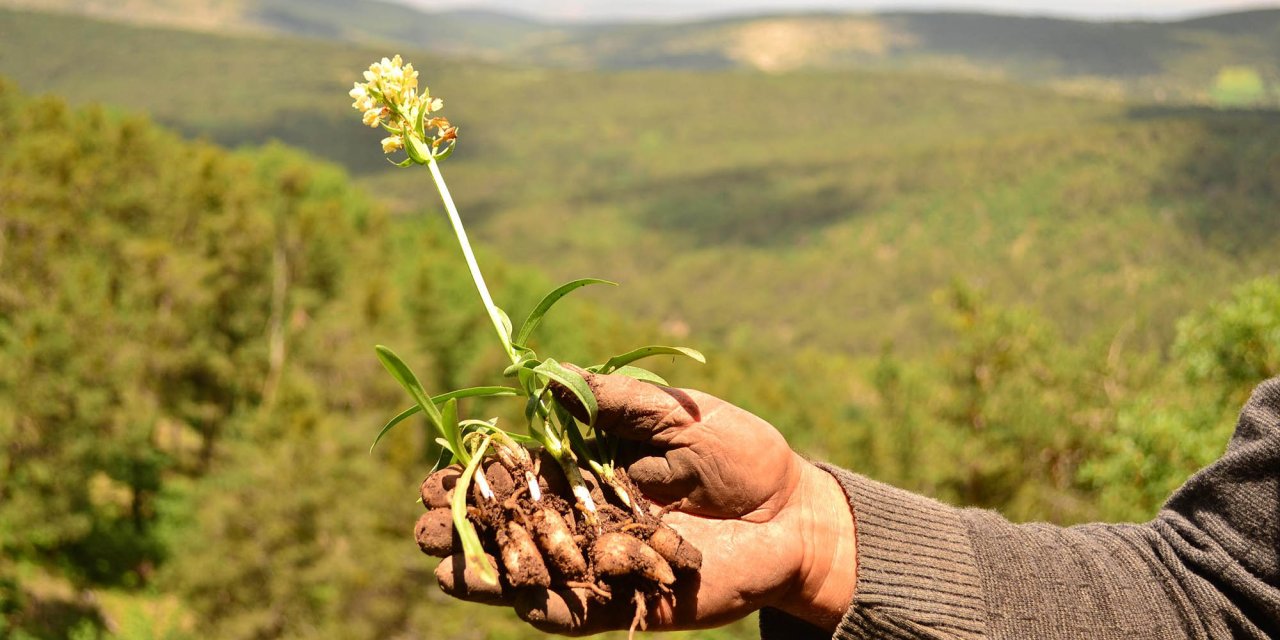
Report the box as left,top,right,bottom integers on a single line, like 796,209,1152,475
775,459,858,631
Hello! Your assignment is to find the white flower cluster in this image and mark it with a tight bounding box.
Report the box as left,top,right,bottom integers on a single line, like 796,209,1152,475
349,55,454,158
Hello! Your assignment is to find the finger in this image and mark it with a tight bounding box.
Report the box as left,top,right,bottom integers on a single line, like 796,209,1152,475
514,586,636,636
555,365,703,442
420,465,462,509
621,451,698,506
415,508,456,557
435,553,510,606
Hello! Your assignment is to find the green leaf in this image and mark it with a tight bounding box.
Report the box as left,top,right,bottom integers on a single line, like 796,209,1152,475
369,387,517,453
441,398,465,465
404,135,431,164
600,346,705,374
427,446,452,474
459,418,499,431
496,307,514,340
503,358,539,378
610,365,670,386
434,141,456,161
556,400,604,466
370,405,420,454
434,386,521,403
534,358,597,427
503,432,540,446
375,344,444,433
514,278,616,347
516,365,538,393
452,435,498,586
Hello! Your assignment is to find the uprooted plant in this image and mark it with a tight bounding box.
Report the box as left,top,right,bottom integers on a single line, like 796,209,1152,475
350,55,704,627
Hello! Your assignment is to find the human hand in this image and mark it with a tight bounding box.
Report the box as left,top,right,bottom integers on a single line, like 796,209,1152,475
418,368,857,634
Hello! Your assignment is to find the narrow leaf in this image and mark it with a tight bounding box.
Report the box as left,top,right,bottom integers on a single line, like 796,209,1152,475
375,345,444,430
441,398,466,465
496,307,514,340
534,358,598,427
452,436,498,586
427,445,452,474
503,432,539,446
610,365,670,386
433,386,521,403
459,418,499,431
370,405,421,453
503,358,539,378
556,401,605,466
370,387,517,452
515,278,616,346
601,346,705,374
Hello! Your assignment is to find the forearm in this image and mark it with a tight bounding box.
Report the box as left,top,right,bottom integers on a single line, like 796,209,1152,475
762,377,1280,640
765,469,1187,640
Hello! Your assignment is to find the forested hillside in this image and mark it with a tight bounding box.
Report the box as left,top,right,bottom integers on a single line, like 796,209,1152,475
2,5,1279,639
2,8,1276,357
4,1,1277,106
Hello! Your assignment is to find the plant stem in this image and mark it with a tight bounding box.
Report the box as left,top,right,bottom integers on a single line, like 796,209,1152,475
426,155,517,364
424,154,602,522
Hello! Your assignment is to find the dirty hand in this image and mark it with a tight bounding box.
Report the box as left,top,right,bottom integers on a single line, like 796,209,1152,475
420,368,858,634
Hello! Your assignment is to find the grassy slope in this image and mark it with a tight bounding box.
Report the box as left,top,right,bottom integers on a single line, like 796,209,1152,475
1,7,1275,357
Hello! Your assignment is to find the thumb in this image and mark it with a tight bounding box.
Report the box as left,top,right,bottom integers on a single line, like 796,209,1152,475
553,364,702,441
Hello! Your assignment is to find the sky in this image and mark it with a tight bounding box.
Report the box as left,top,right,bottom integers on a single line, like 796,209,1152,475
392,0,1279,22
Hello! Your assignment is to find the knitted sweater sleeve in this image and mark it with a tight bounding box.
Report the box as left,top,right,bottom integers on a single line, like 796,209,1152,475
760,377,1280,640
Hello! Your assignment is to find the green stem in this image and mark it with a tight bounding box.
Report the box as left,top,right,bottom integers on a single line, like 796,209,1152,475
426,155,517,364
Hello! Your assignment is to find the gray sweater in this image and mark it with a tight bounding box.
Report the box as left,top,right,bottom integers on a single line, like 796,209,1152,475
761,377,1280,639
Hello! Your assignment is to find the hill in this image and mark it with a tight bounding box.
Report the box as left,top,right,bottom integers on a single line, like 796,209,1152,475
5,10,1280,639
1,7,1275,357
3,0,1278,106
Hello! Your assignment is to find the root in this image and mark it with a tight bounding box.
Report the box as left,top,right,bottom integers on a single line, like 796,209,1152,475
628,590,647,640
657,500,685,517
504,485,529,515
421,455,700,618
526,471,542,501
474,466,495,501
529,507,588,579
564,580,611,600
592,532,675,586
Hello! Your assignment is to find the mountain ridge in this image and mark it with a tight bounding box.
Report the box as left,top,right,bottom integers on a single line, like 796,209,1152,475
4,0,1277,105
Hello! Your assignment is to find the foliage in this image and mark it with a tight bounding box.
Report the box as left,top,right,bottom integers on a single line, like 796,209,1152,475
1082,277,1280,521
0,80,760,639
2,8,1276,360
0,14,1278,637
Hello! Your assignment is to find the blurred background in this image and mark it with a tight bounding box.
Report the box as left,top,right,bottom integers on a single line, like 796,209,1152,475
1,0,1278,637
